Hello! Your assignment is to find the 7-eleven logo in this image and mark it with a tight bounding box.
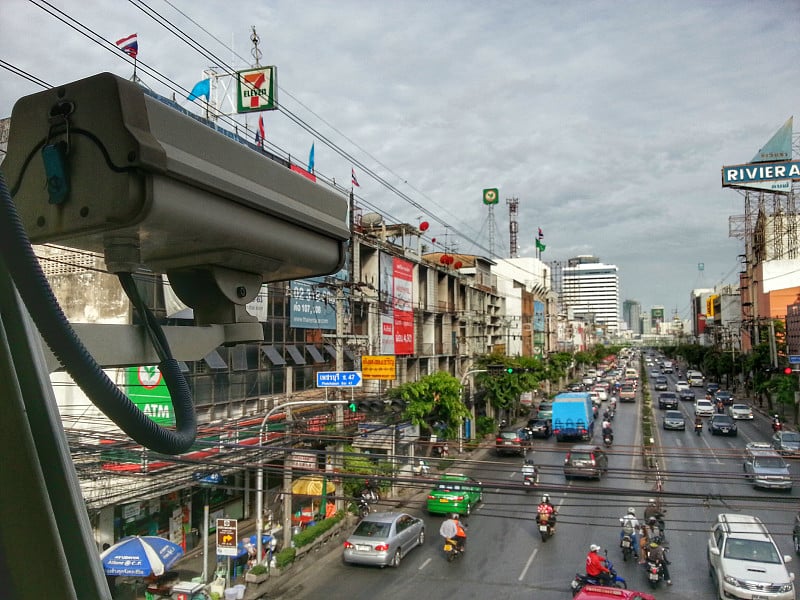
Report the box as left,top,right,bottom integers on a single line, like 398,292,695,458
237,66,277,113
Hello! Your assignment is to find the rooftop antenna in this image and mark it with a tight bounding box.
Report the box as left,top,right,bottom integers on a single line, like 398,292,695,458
250,26,262,67
483,188,499,258
507,197,519,258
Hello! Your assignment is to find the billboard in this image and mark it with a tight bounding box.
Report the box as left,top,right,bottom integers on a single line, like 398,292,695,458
651,307,665,329
126,366,174,425
289,279,336,329
379,253,414,355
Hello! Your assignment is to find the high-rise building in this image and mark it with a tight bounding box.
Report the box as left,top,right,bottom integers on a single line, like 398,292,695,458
561,255,620,334
623,299,642,335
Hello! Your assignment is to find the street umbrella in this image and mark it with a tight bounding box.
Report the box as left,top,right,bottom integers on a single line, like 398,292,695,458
291,475,335,496
100,535,184,577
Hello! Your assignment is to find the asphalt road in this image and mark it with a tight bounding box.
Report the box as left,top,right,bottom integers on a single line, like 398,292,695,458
272,370,800,600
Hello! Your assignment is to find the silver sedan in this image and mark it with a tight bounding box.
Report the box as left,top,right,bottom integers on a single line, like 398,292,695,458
728,403,753,420
343,512,425,567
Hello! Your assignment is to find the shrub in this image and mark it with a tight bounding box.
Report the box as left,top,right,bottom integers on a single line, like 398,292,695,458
292,511,345,548
476,416,496,438
249,563,268,575
274,547,296,568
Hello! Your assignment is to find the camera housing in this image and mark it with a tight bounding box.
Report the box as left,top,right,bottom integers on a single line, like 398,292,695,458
3,72,349,329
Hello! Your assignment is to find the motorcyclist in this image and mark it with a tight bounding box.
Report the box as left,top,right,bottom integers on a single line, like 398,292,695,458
439,513,467,550
536,494,557,530
522,456,538,482
619,507,640,559
586,544,612,585
601,418,613,443
645,539,672,585
644,498,665,535
773,414,782,432
694,415,703,432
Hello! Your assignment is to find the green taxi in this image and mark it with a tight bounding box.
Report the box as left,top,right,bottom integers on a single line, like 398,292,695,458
425,474,483,516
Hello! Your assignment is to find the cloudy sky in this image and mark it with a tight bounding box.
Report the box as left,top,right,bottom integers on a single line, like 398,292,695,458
2,0,799,322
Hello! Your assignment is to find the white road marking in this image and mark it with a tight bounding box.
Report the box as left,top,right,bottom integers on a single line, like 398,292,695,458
418,557,431,571
518,547,538,581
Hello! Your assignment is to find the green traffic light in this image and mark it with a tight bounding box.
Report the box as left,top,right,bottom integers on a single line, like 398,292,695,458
506,367,514,374
349,402,357,412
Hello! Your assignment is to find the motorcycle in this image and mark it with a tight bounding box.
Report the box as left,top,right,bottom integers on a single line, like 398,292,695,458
645,515,666,542
645,556,667,588
602,430,613,447
571,556,627,596
619,533,634,561
522,465,539,491
695,421,703,436
361,480,380,504
443,537,465,562
536,511,554,541
773,419,783,432
355,496,370,518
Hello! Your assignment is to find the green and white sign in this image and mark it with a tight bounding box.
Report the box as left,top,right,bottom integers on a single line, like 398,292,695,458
126,366,174,425
482,188,499,205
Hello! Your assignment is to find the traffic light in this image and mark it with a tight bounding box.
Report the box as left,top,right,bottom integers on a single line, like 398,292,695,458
784,367,793,375
487,365,506,376
348,401,357,412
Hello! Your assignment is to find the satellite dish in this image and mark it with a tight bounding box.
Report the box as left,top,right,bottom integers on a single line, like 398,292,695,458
361,212,384,228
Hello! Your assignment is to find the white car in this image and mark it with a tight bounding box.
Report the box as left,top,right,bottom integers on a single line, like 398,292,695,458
708,513,795,600
728,403,754,420
695,399,715,417
674,380,690,393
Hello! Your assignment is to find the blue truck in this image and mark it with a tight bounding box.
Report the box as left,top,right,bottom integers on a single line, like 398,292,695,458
551,392,594,442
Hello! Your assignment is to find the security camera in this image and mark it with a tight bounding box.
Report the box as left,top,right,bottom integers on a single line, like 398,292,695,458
3,72,349,329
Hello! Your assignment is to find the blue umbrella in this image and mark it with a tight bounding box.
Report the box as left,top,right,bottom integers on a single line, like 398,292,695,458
100,535,184,577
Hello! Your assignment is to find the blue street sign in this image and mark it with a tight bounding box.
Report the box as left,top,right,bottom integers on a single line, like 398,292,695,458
789,355,800,365
316,371,362,388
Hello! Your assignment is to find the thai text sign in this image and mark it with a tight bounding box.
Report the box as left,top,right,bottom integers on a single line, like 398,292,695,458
362,355,396,380
216,518,238,557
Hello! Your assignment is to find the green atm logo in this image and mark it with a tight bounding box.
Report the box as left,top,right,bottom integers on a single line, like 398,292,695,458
126,366,174,425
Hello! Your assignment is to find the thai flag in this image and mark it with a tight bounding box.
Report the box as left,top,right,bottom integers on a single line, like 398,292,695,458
255,115,265,145
116,33,138,59
538,227,544,239
351,167,360,187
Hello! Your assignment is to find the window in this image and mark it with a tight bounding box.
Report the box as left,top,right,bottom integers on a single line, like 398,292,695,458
724,538,781,564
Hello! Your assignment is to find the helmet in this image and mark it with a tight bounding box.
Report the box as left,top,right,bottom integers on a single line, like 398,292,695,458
589,544,601,552
450,513,460,520
525,458,535,465
627,507,636,515
648,498,656,505
541,494,551,504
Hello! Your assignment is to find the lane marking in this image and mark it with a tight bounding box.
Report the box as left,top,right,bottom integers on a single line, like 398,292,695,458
418,557,431,571
518,547,538,581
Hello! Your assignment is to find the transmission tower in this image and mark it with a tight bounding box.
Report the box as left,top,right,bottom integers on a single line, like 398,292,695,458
507,197,519,258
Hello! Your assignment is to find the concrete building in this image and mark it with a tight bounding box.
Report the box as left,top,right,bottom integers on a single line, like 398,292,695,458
560,255,620,336
623,299,642,335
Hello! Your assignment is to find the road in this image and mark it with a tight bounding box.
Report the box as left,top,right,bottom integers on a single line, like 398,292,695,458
272,366,800,600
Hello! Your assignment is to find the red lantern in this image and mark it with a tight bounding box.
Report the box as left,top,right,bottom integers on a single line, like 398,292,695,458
419,221,429,231
439,255,448,264
431,238,437,244
454,261,462,269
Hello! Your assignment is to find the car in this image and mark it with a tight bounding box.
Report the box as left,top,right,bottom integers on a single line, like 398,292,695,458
582,375,595,386
708,414,737,436
342,512,425,567
678,388,696,402
793,512,800,555
662,410,686,431
695,399,715,417
426,474,483,515
588,391,602,407
687,370,704,387
653,376,668,391
706,382,721,396
743,442,793,490
713,390,734,406
728,403,753,420
674,380,690,393
573,585,655,600
496,427,531,455
563,444,608,480
537,401,553,420
592,385,608,401
526,417,552,439
657,392,679,410
708,513,795,600
619,384,636,402
772,430,800,456
661,361,674,374
649,369,661,378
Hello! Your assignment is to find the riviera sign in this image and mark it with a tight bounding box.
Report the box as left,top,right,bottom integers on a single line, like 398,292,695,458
722,160,800,187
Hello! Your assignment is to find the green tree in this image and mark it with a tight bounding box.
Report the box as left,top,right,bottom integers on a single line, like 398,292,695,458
388,371,470,439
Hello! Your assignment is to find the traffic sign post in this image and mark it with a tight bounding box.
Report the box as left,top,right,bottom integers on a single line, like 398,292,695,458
789,355,800,365
316,371,362,388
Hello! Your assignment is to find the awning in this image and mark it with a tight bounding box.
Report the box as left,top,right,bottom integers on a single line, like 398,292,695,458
231,345,248,371
344,347,355,361
324,345,337,359
260,345,286,365
306,345,326,363
203,350,227,370
285,345,306,365
323,344,355,361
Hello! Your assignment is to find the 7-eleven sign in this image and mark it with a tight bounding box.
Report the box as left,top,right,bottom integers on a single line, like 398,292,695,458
236,66,278,113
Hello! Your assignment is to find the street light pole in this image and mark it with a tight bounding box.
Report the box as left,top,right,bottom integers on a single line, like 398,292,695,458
255,399,350,564
458,369,485,453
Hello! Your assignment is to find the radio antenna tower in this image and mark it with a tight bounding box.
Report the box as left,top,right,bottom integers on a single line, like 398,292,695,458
507,197,519,258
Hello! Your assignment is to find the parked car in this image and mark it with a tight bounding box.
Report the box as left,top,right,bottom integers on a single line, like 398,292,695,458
496,427,531,456
772,430,800,456
707,513,795,600
678,388,696,402
526,417,552,439
563,444,608,480
708,414,737,436
695,399,715,417
743,442,793,490
728,403,753,420
713,390,734,406
426,474,483,515
342,512,425,567
662,410,686,431
657,392,679,410
653,376,668,391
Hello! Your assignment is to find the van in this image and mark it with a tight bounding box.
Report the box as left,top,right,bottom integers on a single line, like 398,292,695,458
687,370,704,387
624,367,638,379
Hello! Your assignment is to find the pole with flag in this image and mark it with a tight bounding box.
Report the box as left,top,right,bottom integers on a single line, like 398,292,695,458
116,33,139,80
255,114,265,148
307,143,315,174
351,167,360,189
536,228,546,257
